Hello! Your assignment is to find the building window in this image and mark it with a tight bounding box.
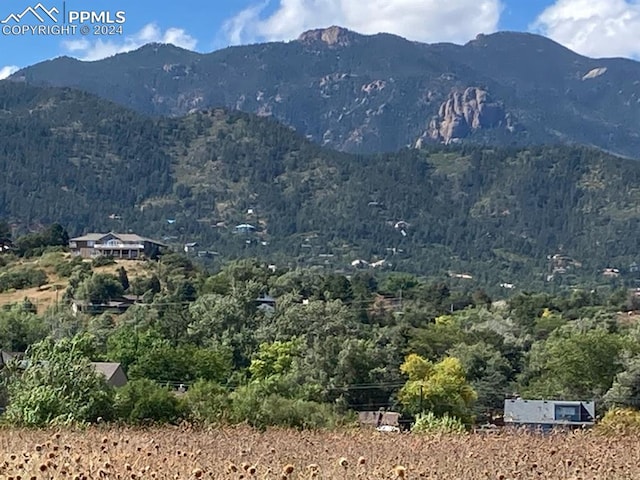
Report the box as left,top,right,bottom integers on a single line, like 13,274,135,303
87,241,95,247
555,405,580,422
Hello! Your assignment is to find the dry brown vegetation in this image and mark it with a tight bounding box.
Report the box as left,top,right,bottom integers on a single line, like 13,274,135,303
0,283,65,311
0,257,149,311
1,426,639,480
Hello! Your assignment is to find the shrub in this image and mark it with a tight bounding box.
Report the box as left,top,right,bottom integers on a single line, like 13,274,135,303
596,408,640,435
129,274,161,296
411,411,467,434
37,251,67,268
92,255,116,267
39,245,68,255
228,383,339,430
261,396,340,429
0,267,48,292
74,273,124,304
182,380,231,425
55,256,91,278
113,379,186,424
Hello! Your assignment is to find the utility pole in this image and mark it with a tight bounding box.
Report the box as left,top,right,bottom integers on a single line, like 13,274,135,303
55,286,59,313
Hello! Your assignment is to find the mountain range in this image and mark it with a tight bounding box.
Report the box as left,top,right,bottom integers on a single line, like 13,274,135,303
8,27,640,157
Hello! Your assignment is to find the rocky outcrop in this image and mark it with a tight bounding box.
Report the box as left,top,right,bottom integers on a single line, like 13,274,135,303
297,26,357,47
582,67,607,80
421,87,513,145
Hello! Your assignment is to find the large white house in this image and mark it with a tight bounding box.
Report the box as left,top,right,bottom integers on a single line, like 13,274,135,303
69,232,166,259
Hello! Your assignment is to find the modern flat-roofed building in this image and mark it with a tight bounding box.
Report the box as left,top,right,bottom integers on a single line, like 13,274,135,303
504,399,595,431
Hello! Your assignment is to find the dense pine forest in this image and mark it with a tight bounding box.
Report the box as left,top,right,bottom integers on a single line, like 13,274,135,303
1,83,640,292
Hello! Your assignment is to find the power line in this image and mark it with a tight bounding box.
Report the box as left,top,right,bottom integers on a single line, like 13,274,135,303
2,296,406,309
148,378,640,407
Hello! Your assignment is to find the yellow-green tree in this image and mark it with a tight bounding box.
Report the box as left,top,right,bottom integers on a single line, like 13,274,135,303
249,339,302,380
398,353,476,422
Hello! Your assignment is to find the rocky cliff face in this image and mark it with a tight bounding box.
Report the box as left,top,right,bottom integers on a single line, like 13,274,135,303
297,26,356,47
419,87,515,145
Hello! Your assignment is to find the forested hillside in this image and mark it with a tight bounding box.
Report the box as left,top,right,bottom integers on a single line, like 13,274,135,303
1,82,640,290
0,83,173,229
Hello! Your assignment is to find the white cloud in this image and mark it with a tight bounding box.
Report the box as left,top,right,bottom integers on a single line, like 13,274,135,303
532,0,640,59
221,0,503,46
0,65,19,80
61,23,197,61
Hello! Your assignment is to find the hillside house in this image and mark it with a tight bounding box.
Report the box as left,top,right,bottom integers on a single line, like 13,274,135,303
256,293,276,314
234,224,256,234
69,232,166,259
0,351,24,369
358,410,401,431
1,354,127,389
0,240,12,253
603,268,620,278
91,362,128,387
351,259,369,269
71,294,141,315
504,399,595,431
184,242,199,254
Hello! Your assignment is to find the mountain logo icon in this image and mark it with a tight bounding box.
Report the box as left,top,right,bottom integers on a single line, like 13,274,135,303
1,3,59,23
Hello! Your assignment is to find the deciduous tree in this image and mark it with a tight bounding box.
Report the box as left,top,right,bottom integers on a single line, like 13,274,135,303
398,353,476,422
4,334,113,426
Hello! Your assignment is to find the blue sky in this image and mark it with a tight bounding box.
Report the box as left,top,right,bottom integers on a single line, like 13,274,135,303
1,0,639,79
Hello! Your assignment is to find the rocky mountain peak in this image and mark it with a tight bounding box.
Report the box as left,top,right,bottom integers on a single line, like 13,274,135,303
297,26,358,47
420,87,514,145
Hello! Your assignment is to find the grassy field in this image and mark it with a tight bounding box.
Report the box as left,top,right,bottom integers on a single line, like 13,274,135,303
1,426,639,479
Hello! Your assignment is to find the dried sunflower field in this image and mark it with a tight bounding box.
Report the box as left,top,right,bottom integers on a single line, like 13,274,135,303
1,426,639,480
